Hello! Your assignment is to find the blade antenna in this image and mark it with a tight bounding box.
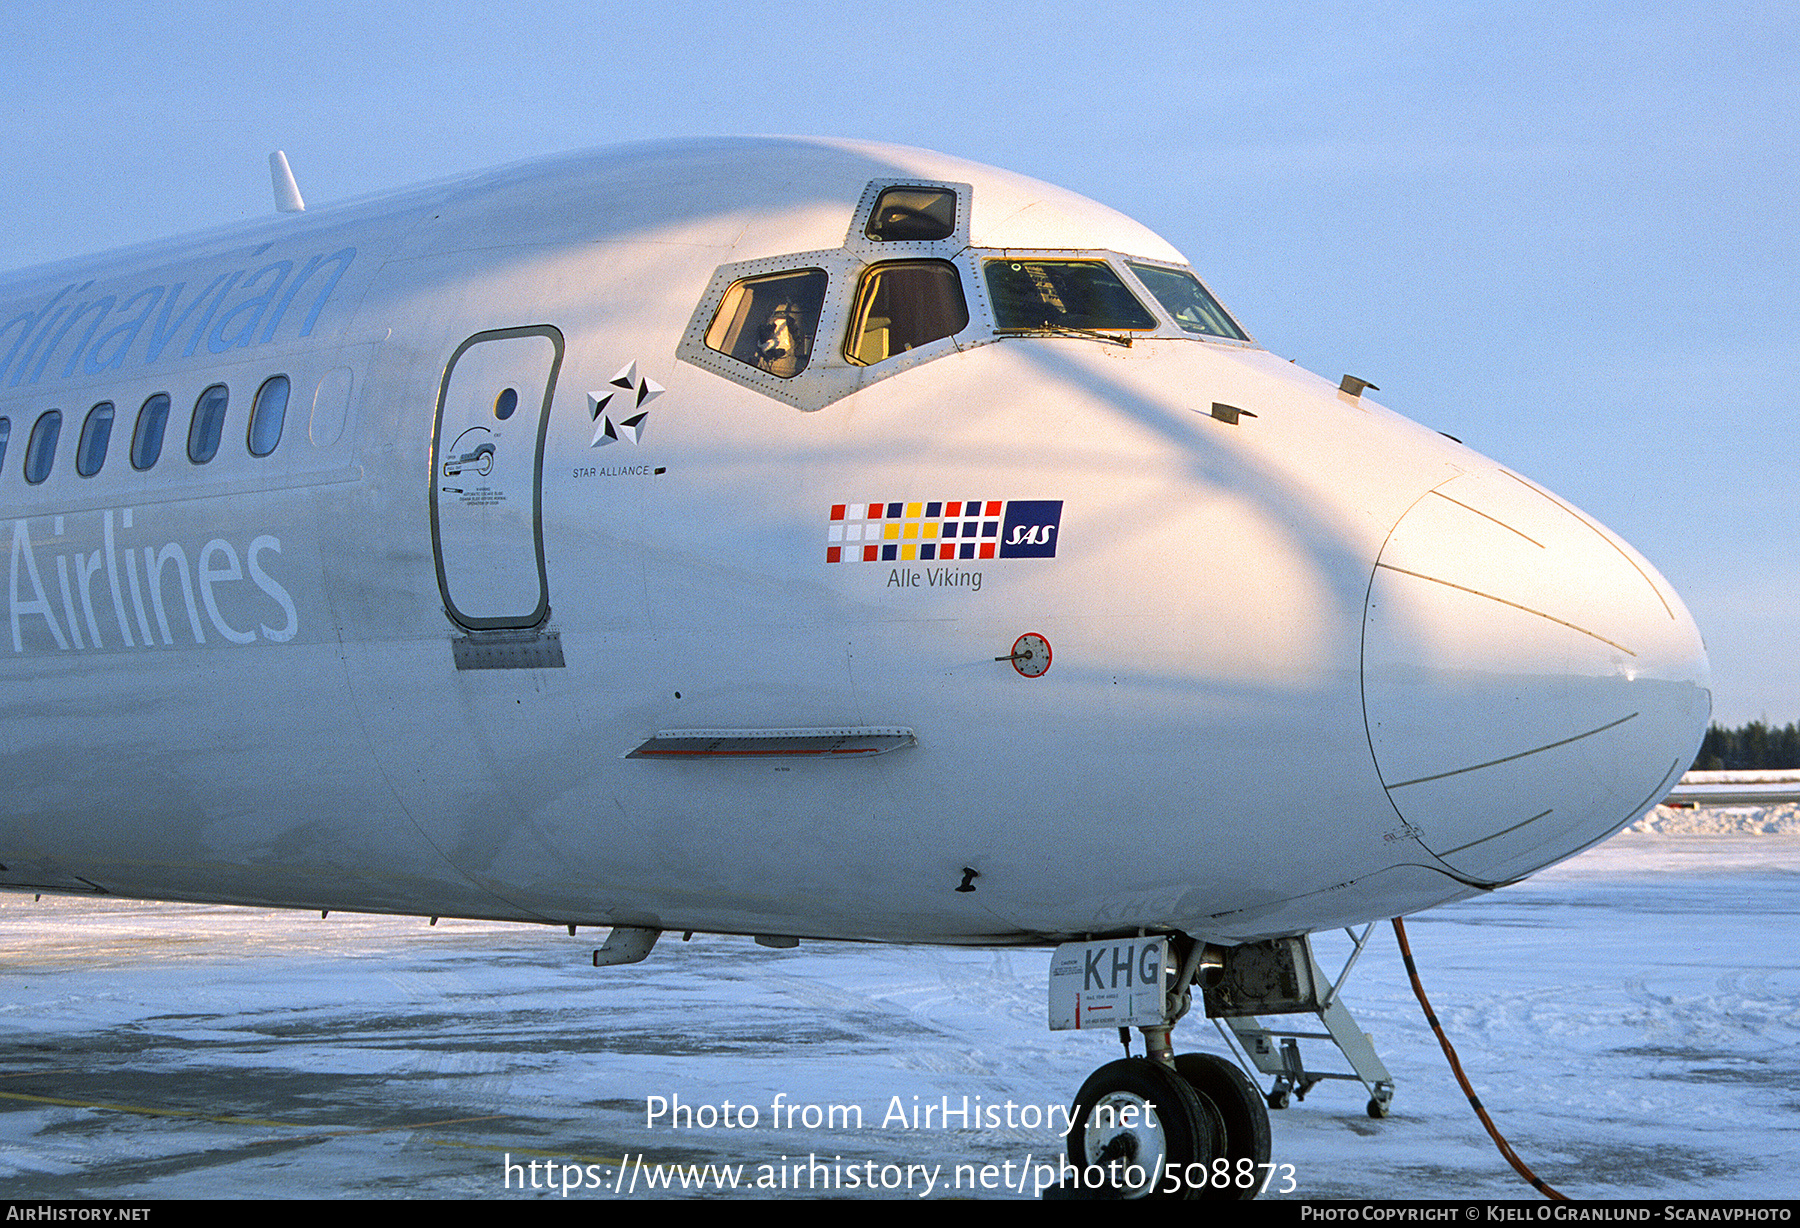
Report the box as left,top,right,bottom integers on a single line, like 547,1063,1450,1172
269,150,306,214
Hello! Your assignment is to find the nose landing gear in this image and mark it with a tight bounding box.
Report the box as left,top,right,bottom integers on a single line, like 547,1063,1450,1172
1049,929,1396,1197
1048,937,1273,1199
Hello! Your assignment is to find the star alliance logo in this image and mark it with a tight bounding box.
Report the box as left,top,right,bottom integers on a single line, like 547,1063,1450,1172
588,361,663,447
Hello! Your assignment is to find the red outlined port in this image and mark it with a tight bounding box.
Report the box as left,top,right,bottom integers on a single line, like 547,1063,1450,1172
1008,632,1052,678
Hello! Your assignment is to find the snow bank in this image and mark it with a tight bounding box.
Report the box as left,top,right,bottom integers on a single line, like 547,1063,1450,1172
1630,802,1800,834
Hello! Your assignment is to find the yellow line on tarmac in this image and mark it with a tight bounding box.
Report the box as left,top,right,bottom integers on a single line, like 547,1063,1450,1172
0,1090,509,1139
246,1114,514,1144
427,1139,625,1167
0,1090,306,1129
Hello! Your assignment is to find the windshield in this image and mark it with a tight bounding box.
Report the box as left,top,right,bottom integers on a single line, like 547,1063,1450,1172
1125,263,1247,341
983,259,1157,332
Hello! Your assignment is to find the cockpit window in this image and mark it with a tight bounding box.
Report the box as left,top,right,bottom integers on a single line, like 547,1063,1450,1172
983,259,1157,332
845,261,969,366
865,187,957,242
703,269,829,378
1126,263,1248,341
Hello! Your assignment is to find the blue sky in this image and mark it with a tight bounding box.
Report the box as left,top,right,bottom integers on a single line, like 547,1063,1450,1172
2,0,1794,722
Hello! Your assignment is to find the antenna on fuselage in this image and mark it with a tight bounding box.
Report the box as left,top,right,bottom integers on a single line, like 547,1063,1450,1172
269,150,306,214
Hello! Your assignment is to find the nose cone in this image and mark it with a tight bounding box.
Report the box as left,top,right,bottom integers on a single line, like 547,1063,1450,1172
1362,469,1711,883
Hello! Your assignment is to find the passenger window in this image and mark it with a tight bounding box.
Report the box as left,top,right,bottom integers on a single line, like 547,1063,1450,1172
703,269,828,378
845,261,969,366
865,187,957,242
77,402,115,477
24,410,61,484
984,259,1157,332
0,418,9,475
188,384,229,464
247,375,290,457
132,394,170,470
1126,263,1248,341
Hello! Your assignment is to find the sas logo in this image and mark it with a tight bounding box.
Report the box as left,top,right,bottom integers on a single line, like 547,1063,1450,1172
826,499,1064,563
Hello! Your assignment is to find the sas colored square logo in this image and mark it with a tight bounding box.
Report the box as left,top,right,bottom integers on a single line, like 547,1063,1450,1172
825,499,1064,562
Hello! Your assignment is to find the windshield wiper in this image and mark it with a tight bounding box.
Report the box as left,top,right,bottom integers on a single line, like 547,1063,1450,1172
996,323,1134,348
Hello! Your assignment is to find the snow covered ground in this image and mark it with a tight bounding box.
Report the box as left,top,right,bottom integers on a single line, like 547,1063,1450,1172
0,813,1795,1200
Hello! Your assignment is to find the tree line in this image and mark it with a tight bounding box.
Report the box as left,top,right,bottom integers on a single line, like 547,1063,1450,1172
1691,721,1800,770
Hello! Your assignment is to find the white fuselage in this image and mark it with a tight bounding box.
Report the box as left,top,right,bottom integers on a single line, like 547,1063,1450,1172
0,139,1710,946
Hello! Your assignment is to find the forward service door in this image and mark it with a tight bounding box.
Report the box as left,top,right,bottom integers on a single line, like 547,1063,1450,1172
430,327,563,630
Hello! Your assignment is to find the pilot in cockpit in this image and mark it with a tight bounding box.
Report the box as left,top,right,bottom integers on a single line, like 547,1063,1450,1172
701,267,827,380
754,299,808,378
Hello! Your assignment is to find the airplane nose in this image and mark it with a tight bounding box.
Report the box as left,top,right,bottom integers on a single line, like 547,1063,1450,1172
1362,468,1711,883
